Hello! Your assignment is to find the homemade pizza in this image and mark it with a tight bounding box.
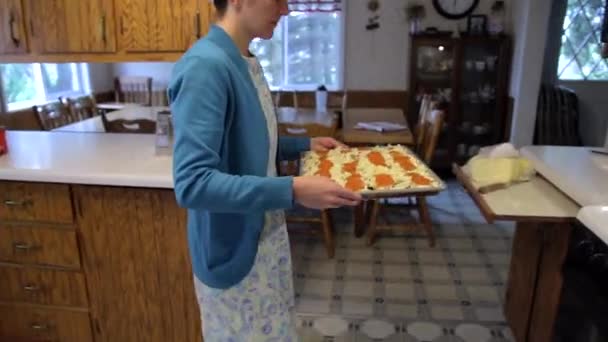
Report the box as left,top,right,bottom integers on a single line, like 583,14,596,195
300,145,444,195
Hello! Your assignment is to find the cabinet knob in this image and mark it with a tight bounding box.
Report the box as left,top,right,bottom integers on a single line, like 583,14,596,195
13,242,38,251
23,284,41,292
4,199,33,207
30,323,49,331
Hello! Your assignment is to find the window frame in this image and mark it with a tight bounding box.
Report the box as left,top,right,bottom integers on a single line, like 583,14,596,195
557,0,608,81
260,8,346,92
1,63,91,112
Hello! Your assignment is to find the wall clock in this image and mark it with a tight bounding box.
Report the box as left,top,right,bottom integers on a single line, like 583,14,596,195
432,0,480,20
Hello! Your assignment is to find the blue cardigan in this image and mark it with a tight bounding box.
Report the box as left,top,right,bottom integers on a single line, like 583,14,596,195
168,25,310,289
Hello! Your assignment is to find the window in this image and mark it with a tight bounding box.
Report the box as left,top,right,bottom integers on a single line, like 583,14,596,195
249,0,343,90
0,63,90,111
558,0,607,80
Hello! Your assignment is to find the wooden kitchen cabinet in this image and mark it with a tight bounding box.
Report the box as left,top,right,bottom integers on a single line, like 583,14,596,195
118,0,208,53
26,0,116,53
0,0,28,55
74,185,202,342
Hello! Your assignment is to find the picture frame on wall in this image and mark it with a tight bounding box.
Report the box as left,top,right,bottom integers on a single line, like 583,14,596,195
467,15,487,35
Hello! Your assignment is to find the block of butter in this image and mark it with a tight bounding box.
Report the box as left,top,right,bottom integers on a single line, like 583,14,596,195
466,156,535,190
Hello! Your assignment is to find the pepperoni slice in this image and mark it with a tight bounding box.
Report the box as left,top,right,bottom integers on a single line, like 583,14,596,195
409,172,432,185
367,151,386,166
316,167,331,177
342,160,358,174
345,174,365,191
318,158,333,170
395,157,416,171
375,174,395,188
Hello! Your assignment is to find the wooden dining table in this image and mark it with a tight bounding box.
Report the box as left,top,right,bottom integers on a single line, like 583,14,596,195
276,107,337,127
341,108,414,146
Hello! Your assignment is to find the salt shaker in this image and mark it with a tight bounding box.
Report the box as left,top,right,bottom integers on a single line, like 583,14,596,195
155,110,173,156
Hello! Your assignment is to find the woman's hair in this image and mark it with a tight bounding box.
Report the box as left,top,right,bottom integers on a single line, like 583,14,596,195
214,0,228,15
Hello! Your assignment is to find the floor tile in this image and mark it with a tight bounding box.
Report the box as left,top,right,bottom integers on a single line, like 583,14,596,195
343,280,375,298
346,262,374,278
308,261,337,277
347,248,375,261
312,316,350,336
452,252,484,265
384,282,416,300
459,267,491,283
418,251,446,263
474,307,505,322
487,253,511,266
342,300,374,316
385,304,419,319
421,266,452,281
297,298,331,314
430,305,465,320
425,284,459,301
466,286,500,303
302,279,334,297
383,265,413,280
447,238,475,250
383,250,410,263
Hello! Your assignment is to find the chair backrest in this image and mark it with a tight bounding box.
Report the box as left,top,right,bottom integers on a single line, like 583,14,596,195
60,95,98,121
418,109,445,164
274,90,299,109
114,76,153,106
279,122,336,138
33,101,74,130
102,118,156,134
415,95,437,151
326,91,348,112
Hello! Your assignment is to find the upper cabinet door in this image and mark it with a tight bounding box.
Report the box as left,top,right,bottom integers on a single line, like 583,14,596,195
119,0,208,53
0,0,28,55
27,0,116,53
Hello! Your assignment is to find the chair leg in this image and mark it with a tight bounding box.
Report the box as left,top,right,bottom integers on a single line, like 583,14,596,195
366,200,381,246
320,209,335,258
417,196,435,247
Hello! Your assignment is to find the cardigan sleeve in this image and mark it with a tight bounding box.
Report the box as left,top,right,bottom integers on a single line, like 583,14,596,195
278,136,310,161
169,55,295,213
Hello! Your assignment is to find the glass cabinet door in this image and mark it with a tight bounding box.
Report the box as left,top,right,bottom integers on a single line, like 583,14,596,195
456,41,501,163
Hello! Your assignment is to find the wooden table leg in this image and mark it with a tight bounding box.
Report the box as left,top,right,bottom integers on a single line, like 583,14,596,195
353,201,366,238
504,221,572,342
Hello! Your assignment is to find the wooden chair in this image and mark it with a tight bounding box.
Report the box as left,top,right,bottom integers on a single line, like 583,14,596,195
33,101,74,130
114,76,153,106
274,90,299,108
279,122,338,258
326,91,348,112
366,105,446,247
60,95,98,122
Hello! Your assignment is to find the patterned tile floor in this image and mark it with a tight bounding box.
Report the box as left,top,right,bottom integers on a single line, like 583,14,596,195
289,181,516,342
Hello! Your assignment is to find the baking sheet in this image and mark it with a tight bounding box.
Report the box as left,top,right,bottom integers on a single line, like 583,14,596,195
299,145,446,198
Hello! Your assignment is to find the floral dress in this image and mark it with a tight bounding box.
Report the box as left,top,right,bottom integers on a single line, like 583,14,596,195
193,54,298,342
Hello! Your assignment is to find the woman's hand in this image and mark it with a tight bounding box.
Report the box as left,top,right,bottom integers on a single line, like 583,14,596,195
293,176,362,209
310,137,347,152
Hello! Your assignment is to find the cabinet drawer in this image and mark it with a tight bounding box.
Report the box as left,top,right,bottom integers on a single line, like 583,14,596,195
0,225,81,269
0,265,88,308
0,182,73,224
0,304,93,342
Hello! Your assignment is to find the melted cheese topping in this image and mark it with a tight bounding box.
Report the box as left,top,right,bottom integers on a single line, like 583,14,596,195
300,145,440,192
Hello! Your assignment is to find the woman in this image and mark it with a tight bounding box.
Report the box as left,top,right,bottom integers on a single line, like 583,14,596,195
168,0,362,340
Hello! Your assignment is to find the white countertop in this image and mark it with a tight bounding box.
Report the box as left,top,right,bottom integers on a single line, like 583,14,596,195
520,146,608,206
483,175,580,220
54,106,169,133
577,206,608,244
0,131,173,188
